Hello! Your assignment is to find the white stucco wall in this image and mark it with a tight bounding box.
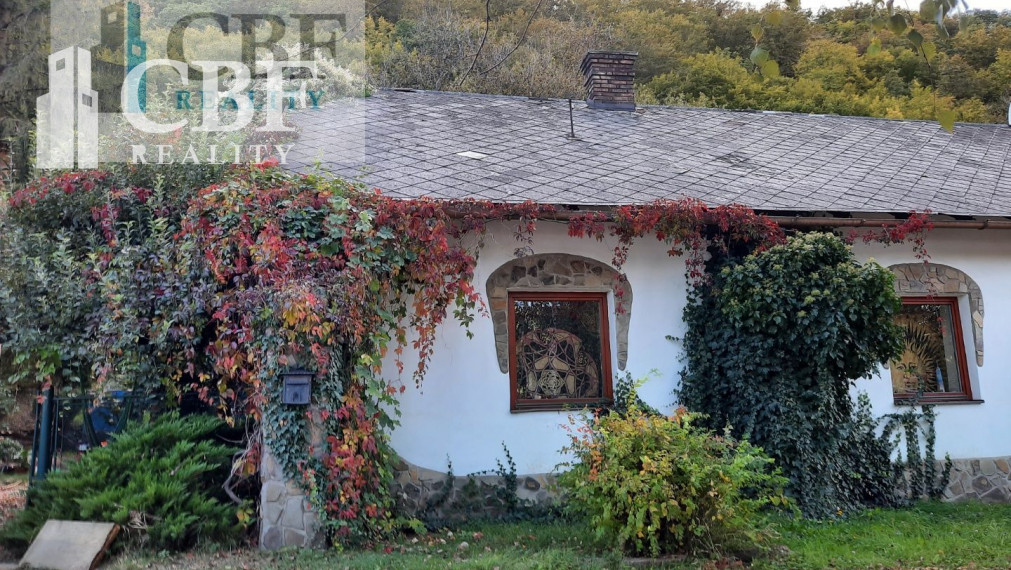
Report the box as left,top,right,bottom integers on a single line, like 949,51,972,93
850,229,1011,461
384,225,1011,474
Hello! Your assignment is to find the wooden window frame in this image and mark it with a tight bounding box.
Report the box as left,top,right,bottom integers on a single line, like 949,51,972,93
892,296,972,403
507,291,614,412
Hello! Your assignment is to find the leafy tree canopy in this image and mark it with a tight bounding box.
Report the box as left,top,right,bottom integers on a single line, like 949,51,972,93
363,0,1011,125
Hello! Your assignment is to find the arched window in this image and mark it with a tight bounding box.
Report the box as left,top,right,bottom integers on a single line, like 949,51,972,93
486,254,632,411
888,263,983,403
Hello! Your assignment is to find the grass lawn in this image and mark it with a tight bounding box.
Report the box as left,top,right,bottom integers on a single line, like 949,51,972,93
756,501,1011,569
108,502,1011,569
0,473,27,485
110,521,625,570
0,471,27,563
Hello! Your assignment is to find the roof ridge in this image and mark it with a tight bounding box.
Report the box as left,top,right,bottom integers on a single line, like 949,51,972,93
375,88,1008,130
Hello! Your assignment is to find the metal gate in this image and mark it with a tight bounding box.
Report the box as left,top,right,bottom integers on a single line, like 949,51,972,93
29,389,153,485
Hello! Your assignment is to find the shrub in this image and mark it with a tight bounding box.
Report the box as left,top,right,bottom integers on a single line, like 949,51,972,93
0,413,240,552
0,166,225,395
0,437,24,470
558,400,790,558
679,232,905,517
610,372,660,418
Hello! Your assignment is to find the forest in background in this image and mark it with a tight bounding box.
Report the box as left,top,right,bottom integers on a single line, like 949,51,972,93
363,0,1011,123
2,0,1011,156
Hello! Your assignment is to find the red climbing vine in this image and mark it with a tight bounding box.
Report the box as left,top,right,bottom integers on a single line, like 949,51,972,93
0,162,936,547
567,199,786,280
845,211,935,261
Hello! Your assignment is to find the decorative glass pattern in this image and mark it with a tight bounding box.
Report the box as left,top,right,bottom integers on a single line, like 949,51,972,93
890,298,968,398
510,294,610,408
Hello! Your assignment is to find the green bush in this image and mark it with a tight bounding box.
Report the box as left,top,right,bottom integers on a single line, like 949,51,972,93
0,165,226,395
679,232,905,517
0,437,24,470
610,372,660,418
558,399,790,558
0,413,240,552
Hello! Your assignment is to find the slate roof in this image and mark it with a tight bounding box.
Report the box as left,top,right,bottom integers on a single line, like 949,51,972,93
285,89,1011,216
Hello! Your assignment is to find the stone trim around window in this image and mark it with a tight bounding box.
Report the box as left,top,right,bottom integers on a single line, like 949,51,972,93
487,253,631,374
889,263,983,366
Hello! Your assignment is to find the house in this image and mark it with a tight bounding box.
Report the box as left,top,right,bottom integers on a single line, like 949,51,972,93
261,52,1011,547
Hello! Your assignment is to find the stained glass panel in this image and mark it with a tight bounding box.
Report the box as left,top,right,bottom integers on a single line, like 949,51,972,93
512,297,606,402
890,300,966,396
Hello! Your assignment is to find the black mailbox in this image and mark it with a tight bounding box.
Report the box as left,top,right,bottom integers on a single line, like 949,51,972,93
281,369,313,405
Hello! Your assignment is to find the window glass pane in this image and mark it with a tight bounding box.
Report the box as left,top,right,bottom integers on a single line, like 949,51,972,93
514,299,605,400
890,303,962,394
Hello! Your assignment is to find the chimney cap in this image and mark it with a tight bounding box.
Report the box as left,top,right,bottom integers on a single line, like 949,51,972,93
580,51,639,73
582,50,639,58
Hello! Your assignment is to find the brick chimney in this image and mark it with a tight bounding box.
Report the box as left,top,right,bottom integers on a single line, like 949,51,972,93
580,51,638,110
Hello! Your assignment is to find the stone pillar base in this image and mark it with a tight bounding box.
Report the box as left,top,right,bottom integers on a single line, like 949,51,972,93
259,446,324,550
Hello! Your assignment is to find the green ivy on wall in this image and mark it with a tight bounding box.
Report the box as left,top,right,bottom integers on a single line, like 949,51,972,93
678,232,941,517
0,162,939,544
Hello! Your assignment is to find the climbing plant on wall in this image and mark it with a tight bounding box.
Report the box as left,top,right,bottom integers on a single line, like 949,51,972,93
567,199,787,280
0,160,937,543
678,232,909,517
566,205,937,518
177,165,559,544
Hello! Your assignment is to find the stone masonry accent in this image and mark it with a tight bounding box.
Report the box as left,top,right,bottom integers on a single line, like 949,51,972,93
391,457,558,519
394,456,1011,511
261,449,1011,550
260,413,329,550
943,457,1011,503
259,445,324,550
889,263,984,365
486,253,632,373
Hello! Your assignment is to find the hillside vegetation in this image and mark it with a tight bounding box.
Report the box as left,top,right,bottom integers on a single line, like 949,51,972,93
363,0,1011,123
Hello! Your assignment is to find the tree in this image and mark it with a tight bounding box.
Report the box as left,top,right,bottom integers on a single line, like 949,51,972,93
0,0,48,183
643,50,766,108
937,54,988,100
709,6,811,77
606,9,711,82
795,39,870,92
949,24,1011,69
